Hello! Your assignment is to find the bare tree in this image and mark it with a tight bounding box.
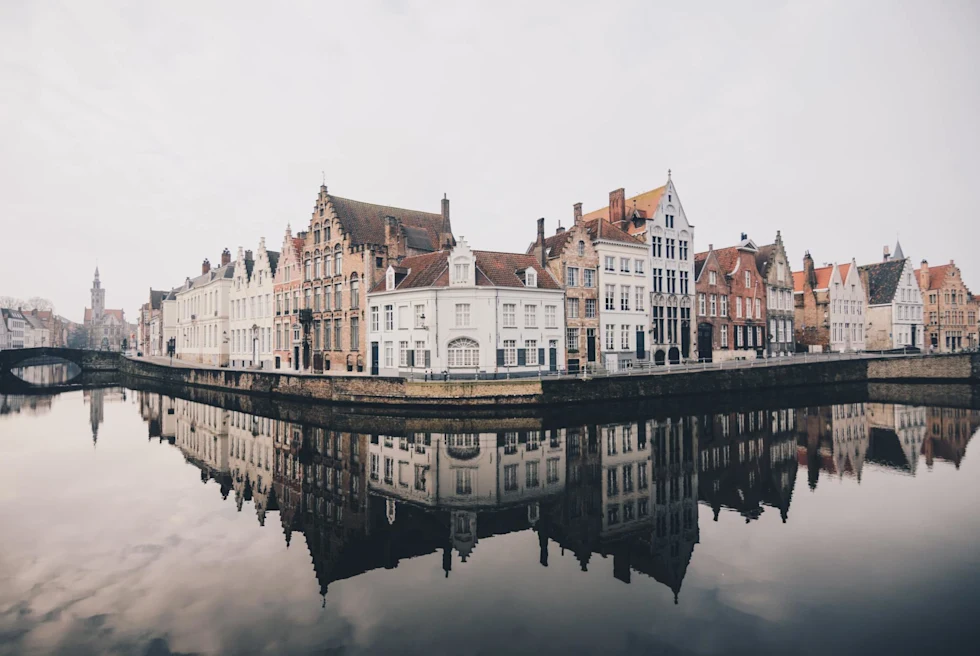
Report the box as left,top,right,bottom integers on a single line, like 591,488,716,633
27,297,54,312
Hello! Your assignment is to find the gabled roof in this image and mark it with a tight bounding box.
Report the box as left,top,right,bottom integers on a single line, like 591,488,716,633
84,308,125,322
533,229,575,259
915,264,953,291
694,251,710,280
755,244,775,276
327,195,445,250
858,259,907,305
583,218,645,245
149,289,166,310
793,265,834,293
266,250,280,276
372,250,561,292
581,185,666,225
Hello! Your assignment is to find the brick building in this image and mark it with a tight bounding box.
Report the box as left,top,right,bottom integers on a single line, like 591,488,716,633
273,226,306,370
915,259,978,352
755,231,796,356
298,185,454,374
793,253,866,353
528,210,599,373
693,236,767,362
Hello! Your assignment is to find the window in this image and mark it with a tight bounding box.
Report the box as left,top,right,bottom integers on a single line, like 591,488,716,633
607,467,619,496
605,284,616,310
525,339,538,365
455,303,471,328
547,458,560,484
721,324,729,347
620,257,630,273
653,268,663,293
699,293,706,316
667,269,676,294
585,298,597,318
621,324,630,350
525,304,538,326
566,298,579,319
680,270,689,295
503,340,517,366
504,464,518,491
635,287,645,311
454,262,470,283
721,295,728,317
370,453,379,480
744,271,750,288
350,317,359,350
652,236,662,258
634,259,645,275
525,268,537,287
755,298,761,319
305,258,311,281
666,214,675,228
623,464,634,493
545,305,557,328
605,324,615,350
399,341,410,367
447,337,479,367
735,325,743,347
604,256,615,272
584,268,595,288
384,305,394,331
710,271,717,286
736,296,743,318
334,246,342,275
566,267,579,287
577,241,585,256
333,284,341,309
502,303,516,327
679,240,689,260
414,464,427,491
638,462,648,490
384,457,393,484
620,285,631,311
566,327,579,351
666,238,676,259
526,461,540,488
456,469,473,495
414,304,425,328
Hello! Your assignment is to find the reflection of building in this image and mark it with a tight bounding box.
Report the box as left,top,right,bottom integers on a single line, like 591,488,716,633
924,408,980,469
0,394,53,416
228,410,278,525
867,403,928,475
173,398,230,493
796,404,869,487
83,387,126,446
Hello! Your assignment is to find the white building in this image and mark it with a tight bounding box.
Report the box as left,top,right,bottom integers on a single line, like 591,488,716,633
859,242,925,350
581,172,696,365
586,220,650,371
228,409,276,525
366,239,566,378
175,250,235,366
229,240,280,369
829,260,867,353
599,421,653,537
0,308,26,349
160,289,178,356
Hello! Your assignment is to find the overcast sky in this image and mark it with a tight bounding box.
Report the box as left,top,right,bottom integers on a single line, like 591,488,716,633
2,0,978,323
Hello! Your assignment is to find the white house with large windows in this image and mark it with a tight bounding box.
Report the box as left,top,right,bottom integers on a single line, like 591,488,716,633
858,242,924,350
829,260,867,353
586,219,650,371
366,239,566,378
174,250,235,366
229,239,279,369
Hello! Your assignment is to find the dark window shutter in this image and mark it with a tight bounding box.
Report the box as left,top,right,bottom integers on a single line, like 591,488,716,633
518,348,527,366
497,349,505,366
408,350,415,367
538,348,545,365
424,350,431,368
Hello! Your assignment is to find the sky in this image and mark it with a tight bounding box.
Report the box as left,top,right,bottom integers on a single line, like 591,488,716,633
2,0,978,323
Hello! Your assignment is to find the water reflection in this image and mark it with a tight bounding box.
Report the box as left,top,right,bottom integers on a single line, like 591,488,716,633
131,391,979,607
10,360,81,385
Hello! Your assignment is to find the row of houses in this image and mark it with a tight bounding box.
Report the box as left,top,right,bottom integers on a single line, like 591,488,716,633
139,174,978,375
0,308,72,350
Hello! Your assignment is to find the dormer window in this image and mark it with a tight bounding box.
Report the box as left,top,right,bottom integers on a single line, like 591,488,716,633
525,268,537,288
386,268,395,291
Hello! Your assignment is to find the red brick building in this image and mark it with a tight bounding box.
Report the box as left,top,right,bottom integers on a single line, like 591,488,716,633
273,226,306,370
916,259,978,352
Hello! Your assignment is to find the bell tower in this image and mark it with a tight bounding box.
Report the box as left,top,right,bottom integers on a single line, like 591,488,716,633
91,267,105,321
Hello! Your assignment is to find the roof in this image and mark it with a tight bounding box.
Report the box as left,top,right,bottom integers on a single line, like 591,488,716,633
583,218,645,245
266,250,280,276
581,185,666,225
694,252,709,280
534,229,575,259
915,264,953,291
84,308,125,322
327,195,445,250
149,289,166,310
175,263,236,297
858,259,907,305
373,250,561,292
793,264,834,293
755,244,775,276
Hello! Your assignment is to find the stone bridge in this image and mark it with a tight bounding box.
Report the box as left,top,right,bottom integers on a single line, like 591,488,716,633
0,347,121,385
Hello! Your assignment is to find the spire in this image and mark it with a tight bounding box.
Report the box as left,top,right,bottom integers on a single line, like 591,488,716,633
893,240,905,261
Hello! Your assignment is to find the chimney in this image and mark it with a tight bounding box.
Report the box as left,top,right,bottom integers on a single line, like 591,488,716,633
883,245,890,261
555,223,566,235
441,194,453,247
221,248,231,266
202,259,211,275
609,188,626,227
920,259,929,291
573,202,583,226
537,218,546,268
708,244,713,251
740,232,747,241
804,251,816,288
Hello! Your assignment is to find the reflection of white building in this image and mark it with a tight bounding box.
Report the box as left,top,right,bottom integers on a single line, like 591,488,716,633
600,422,653,536
367,238,566,378
868,403,928,475
229,240,279,369
650,418,699,561
173,398,229,475
228,410,276,524
830,403,870,479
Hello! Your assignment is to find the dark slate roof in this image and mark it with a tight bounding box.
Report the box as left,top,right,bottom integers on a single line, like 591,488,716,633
149,289,166,310
858,259,905,305
267,250,280,276
755,244,775,277
403,226,435,252
373,250,561,292
583,218,644,245
327,195,444,249
694,251,710,280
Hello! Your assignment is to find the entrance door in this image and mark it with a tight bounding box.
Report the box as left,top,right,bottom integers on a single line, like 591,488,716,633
668,347,680,365
549,340,558,372
910,325,917,349
681,321,691,359
698,323,713,362
636,330,645,360
252,336,259,366
293,346,300,371
371,342,379,376
586,329,596,362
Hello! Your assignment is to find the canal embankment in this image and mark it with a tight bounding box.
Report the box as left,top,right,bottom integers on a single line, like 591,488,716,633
117,352,980,408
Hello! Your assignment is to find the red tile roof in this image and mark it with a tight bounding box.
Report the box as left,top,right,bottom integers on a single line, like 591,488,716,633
374,249,561,292
915,264,952,291
793,265,834,293
583,218,644,245
84,308,125,322
328,195,445,250
581,185,666,226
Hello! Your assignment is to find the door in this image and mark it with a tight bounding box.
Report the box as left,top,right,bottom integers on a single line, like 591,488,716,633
293,346,299,370
371,342,379,376
698,323,713,363
586,329,596,362
636,330,645,360
910,325,917,349
549,340,558,372
681,321,691,359
252,336,259,365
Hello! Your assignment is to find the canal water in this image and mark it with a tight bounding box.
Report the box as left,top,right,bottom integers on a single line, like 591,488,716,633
1,375,978,655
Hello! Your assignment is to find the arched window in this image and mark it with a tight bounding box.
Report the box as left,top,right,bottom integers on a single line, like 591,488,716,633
578,240,585,256
447,337,479,368
304,257,312,281
334,245,343,275
350,274,360,309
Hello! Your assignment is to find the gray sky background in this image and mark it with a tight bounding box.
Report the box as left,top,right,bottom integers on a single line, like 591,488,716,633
2,0,978,323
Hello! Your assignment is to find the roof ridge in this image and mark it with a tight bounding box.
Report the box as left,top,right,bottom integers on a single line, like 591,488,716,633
328,194,441,219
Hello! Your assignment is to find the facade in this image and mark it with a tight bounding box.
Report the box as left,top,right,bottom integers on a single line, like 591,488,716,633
366,239,565,378
229,239,280,369
693,236,767,362
528,214,600,373
137,290,166,356
84,268,129,351
0,308,26,349
298,185,455,374
916,259,978,352
793,254,866,352
755,232,796,356
174,250,235,366
160,289,178,356
586,217,650,371
581,174,697,365
858,242,925,350
273,226,306,371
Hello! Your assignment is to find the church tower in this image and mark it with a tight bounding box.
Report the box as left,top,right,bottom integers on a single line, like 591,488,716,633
91,267,105,321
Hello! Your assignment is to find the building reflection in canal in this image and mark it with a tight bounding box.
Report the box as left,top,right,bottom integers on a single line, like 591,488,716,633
131,390,979,607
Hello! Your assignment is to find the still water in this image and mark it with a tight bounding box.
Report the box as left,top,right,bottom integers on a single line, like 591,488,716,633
1,376,979,655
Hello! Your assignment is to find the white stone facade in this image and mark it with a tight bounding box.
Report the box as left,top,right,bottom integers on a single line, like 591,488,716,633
595,237,650,371
229,240,278,369
175,258,234,366
829,260,867,353
888,259,925,349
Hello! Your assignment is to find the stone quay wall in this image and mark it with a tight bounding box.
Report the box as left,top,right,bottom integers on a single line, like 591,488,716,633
117,352,980,408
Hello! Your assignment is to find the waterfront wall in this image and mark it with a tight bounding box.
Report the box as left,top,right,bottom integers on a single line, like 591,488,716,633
117,353,980,408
